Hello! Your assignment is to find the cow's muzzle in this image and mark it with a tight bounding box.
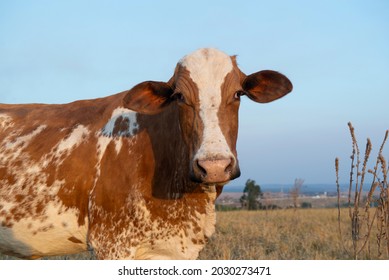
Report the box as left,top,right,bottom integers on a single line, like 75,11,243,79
191,157,240,184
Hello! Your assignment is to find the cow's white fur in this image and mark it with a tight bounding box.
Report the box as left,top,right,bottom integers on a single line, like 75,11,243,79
55,125,90,156
1,125,47,162
102,107,139,137
0,200,88,257
180,49,234,161
0,114,13,130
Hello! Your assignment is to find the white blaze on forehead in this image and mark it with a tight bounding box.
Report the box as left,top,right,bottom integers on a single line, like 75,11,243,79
180,48,234,159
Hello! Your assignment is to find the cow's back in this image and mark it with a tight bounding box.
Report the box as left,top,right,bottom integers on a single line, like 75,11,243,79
0,94,121,258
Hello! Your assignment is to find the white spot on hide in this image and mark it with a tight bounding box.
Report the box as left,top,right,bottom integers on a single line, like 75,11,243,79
0,114,13,130
114,138,123,154
0,201,88,257
0,125,46,162
102,107,139,137
55,125,90,156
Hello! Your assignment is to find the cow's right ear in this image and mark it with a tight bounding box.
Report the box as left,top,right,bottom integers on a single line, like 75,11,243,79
241,70,292,103
123,81,174,115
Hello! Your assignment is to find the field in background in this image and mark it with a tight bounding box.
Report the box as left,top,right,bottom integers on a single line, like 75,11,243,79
199,208,384,260
216,191,342,209
1,208,386,260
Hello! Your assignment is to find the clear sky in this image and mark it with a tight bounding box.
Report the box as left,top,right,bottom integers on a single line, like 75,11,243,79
1,0,388,186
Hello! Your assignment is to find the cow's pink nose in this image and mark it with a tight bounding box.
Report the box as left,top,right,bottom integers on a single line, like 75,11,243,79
196,158,234,184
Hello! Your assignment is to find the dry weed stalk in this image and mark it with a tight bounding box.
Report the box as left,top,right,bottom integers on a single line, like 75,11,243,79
375,132,389,257
290,178,304,210
336,122,389,259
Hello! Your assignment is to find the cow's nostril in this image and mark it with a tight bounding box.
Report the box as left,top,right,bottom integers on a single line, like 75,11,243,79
196,159,207,178
225,157,235,173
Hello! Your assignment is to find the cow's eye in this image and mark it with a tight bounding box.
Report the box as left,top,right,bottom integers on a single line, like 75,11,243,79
173,92,185,103
234,90,244,100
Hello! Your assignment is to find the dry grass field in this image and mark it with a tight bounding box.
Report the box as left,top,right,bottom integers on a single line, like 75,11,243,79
199,208,386,260
1,207,386,260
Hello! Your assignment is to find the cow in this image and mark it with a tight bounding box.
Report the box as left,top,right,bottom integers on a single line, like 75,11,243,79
0,48,292,259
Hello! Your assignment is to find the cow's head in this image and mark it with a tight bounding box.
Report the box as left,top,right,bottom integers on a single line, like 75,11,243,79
123,48,292,186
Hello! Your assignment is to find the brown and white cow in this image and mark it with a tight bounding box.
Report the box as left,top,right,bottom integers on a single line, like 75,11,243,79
0,48,292,259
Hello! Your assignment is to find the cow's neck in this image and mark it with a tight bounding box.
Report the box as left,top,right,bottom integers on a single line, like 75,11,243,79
138,105,198,199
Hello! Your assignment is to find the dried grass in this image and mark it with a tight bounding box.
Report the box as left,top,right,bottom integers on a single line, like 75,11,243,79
198,209,374,260
335,122,389,259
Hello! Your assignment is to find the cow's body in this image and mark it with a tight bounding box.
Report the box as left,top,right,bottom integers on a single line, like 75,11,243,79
0,48,292,259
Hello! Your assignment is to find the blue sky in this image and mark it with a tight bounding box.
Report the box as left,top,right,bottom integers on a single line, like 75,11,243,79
1,0,388,186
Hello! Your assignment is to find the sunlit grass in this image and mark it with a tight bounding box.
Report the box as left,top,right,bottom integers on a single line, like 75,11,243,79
199,208,385,260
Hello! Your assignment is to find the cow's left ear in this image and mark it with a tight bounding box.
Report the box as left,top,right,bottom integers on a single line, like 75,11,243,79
241,70,292,103
123,81,174,114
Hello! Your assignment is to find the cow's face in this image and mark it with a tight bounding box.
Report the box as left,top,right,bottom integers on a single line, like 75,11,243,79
123,48,292,185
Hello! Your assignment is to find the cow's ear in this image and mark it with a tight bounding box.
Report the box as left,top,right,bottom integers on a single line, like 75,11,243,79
123,81,174,114
241,70,292,103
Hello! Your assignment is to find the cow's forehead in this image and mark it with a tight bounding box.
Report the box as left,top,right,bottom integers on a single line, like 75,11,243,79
178,48,237,166
178,48,233,90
